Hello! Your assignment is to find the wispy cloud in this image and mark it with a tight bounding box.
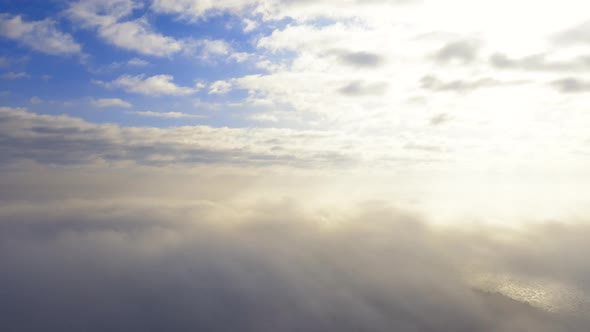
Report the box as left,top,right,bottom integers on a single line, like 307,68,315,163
92,98,132,108
0,72,30,80
67,0,183,57
130,110,205,118
67,0,233,60
94,74,197,96
29,96,42,104
127,57,149,66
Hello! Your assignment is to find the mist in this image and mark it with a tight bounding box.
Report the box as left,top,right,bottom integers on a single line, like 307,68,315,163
1,166,589,332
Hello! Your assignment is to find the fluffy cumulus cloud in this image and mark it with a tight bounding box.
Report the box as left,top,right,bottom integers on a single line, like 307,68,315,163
0,14,82,56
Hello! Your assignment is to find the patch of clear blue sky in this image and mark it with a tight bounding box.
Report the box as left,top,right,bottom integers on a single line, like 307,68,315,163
0,0,306,128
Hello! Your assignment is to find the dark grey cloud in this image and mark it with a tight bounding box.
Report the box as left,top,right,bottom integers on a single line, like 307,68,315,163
404,143,449,153
551,78,590,93
0,174,589,332
554,20,590,46
490,53,590,72
0,107,356,168
430,113,451,126
338,81,389,96
420,75,503,93
334,50,386,68
432,40,479,64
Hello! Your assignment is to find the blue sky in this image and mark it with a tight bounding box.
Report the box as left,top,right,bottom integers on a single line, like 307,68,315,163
0,0,288,128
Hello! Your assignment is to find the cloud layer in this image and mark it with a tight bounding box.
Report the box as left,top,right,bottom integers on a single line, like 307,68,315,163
0,107,358,167
0,167,589,331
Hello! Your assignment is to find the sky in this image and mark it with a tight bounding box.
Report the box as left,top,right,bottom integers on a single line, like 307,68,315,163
2,0,590,331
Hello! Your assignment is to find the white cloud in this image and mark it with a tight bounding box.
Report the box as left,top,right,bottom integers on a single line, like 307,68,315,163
0,14,82,56
249,113,278,122
189,0,589,182
67,0,184,57
208,80,232,95
193,99,222,111
194,82,207,90
67,0,234,59
182,39,232,61
67,0,141,25
198,39,230,56
130,111,205,118
92,98,132,108
1,72,30,80
98,19,184,56
243,18,258,32
127,57,149,66
95,74,197,96
150,0,255,20
150,0,417,22
228,52,252,63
